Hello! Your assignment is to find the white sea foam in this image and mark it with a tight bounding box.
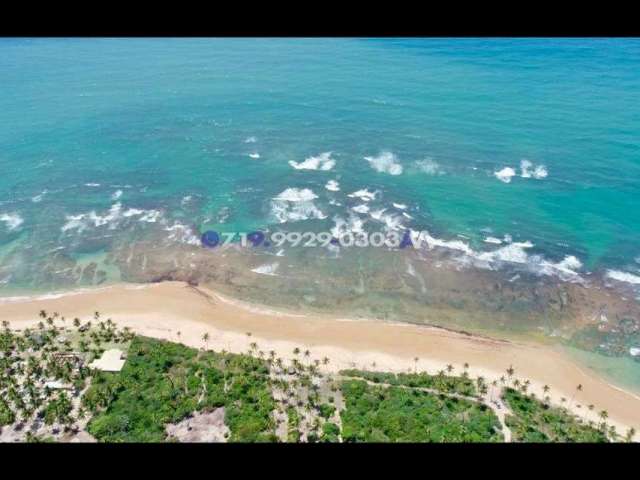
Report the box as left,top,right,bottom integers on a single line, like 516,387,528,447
244,136,257,143
62,203,123,233
352,204,370,214
412,230,475,256
271,188,326,223
520,159,548,179
0,213,23,231
475,241,535,265
85,183,100,187
122,208,145,217
289,152,335,171
274,188,318,202
181,195,193,206
139,210,162,223
392,203,407,210
325,180,340,192
248,152,261,159
415,158,443,175
62,203,162,233
348,189,377,202
364,151,403,175
380,213,404,232
606,270,640,285
111,190,123,200
251,262,280,276
165,222,200,245
31,190,47,203
484,236,503,245
496,161,548,184
411,230,583,282
369,208,387,221
367,208,404,232
331,214,366,238
536,255,583,281
494,167,517,183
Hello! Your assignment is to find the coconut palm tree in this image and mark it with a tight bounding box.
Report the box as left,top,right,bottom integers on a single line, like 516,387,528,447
414,357,419,373
506,365,515,379
202,332,210,350
446,364,454,374
599,409,608,428
569,383,583,409
625,427,636,443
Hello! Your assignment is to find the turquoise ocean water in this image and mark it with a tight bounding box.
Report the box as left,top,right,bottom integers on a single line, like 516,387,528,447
1,37,639,293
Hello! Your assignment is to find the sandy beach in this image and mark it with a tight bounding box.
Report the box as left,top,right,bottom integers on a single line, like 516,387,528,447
1,280,638,439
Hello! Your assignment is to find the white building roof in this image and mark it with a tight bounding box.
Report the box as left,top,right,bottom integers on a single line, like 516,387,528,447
88,349,126,372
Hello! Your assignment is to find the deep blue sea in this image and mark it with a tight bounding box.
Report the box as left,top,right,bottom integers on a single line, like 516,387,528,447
1,38,640,294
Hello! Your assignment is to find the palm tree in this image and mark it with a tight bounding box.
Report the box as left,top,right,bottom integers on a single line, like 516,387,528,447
599,410,608,423
543,384,550,395
322,356,329,366
463,362,469,371
570,383,583,409
446,364,454,374
506,365,515,379
414,357,419,373
293,347,300,356
202,332,210,350
625,427,636,443
176,331,182,342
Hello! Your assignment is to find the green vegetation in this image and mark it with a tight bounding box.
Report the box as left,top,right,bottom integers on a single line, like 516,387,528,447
85,336,276,442
340,369,477,396
340,379,502,442
1,313,633,443
286,406,301,442
0,312,129,440
0,399,15,426
321,421,340,442
503,387,609,442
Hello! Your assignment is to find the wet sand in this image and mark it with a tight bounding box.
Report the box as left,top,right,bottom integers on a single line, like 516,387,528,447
1,280,638,439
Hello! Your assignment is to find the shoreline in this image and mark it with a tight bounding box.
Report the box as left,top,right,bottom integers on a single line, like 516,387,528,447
1,280,638,440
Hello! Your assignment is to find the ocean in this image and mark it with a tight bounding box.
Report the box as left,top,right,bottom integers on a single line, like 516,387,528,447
1,38,639,388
